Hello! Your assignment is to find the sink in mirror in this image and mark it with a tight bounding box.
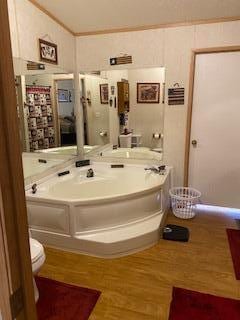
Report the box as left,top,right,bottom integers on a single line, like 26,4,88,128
22,152,70,179
80,67,165,161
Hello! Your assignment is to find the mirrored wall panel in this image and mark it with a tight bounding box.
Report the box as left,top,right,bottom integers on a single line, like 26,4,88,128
14,58,76,180
80,67,165,161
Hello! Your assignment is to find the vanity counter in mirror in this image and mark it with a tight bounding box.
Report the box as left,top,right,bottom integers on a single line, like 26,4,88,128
99,146,163,161
37,145,98,156
22,152,72,179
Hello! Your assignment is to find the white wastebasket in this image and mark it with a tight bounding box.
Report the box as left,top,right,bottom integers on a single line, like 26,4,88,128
169,187,201,219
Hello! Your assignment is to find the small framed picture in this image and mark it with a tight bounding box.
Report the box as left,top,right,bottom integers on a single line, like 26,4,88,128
39,39,58,65
137,83,160,103
100,84,109,104
58,89,69,102
111,85,115,95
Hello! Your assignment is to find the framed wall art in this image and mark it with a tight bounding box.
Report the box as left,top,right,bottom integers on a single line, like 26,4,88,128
137,83,160,103
39,39,58,65
168,87,185,105
100,84,109,104
26,85,55,151
58,89,69,102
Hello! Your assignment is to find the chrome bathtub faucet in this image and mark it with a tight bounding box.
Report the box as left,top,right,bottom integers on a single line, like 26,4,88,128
144,165,166,175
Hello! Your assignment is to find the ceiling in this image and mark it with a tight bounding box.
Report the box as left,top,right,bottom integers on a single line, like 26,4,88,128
31,0,240,35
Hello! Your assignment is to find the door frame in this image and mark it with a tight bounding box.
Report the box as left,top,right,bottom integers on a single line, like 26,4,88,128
0,0,37,318
80,76,89,145
0,214,12,319
53,76,74,146
184,45,240,186
15,75,30,152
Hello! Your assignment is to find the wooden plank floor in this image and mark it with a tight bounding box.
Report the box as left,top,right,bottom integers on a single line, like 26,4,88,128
40,208,240,319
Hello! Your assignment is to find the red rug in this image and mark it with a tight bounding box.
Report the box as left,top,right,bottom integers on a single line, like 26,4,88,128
168,287,240,320
36,277,101,320
226,228,240,280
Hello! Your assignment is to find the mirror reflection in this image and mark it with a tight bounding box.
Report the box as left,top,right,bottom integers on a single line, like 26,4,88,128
15,59,166,181
14,58,77,179
81,67,165,161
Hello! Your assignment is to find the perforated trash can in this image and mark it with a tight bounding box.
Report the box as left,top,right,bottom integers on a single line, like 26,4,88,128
169,187,201,219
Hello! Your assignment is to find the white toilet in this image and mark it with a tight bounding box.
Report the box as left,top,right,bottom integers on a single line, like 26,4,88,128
29,238,46,302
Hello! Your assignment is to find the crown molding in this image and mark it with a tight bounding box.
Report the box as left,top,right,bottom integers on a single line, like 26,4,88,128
75,16,240,36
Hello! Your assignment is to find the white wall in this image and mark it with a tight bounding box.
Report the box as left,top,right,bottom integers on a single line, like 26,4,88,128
84,68,165,148
76,21,240,185
128,67,165,148
25,73,53,87
8,0,75,72
104,69,128,145
84,75,110,146
7,0,20,58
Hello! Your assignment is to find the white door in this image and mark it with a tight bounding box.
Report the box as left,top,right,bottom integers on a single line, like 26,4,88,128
189,51,240,208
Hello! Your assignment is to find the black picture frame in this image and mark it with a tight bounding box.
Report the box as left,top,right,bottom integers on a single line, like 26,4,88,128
100,84,109,104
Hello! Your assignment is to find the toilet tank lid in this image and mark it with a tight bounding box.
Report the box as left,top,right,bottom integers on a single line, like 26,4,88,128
30,238,44,263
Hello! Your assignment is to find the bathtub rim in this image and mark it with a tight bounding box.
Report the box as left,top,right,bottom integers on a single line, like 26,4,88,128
26,171,169,206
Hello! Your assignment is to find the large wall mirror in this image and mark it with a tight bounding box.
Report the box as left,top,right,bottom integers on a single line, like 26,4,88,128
14,60,166,182
80,67,165,161
13,58,77,181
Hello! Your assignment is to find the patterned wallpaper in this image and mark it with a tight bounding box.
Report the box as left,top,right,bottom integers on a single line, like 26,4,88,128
26,86,55,151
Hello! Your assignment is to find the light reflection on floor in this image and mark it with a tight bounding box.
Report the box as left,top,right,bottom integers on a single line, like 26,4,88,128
196,204,240,220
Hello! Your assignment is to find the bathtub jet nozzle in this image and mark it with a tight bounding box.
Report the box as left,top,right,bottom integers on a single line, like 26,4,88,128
86,168,94,178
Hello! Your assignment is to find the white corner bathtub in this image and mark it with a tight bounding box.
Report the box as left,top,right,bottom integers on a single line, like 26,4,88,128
26,162,171,258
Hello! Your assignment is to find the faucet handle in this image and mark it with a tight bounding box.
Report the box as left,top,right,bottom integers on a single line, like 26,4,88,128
158,165,166,175
32,183,37,194
158,165,166,171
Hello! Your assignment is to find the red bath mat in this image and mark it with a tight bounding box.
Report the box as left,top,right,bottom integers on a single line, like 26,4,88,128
36,277,101,320
168,287,240,320
226,228,240,280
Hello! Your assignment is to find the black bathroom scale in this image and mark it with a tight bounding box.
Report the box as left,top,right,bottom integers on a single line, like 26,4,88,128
163,224,189,242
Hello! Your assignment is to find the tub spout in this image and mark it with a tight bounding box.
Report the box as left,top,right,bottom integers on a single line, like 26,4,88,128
145,167,159,173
